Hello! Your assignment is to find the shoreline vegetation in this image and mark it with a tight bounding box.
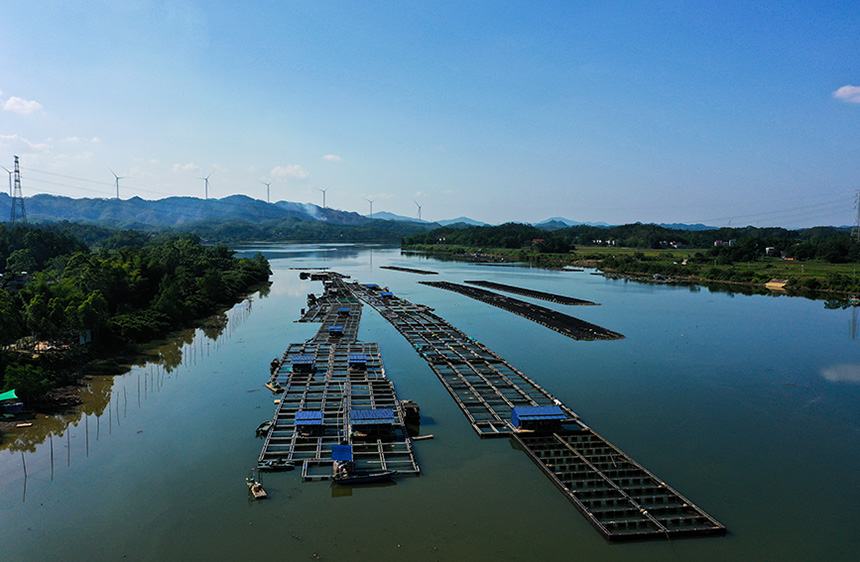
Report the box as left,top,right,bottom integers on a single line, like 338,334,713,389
401,222,860,298
1,224,271,437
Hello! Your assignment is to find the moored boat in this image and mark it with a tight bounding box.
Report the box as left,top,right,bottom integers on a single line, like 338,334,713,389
257,458,295,471
332,469,398,485
246,474,268,499
255,419,273,436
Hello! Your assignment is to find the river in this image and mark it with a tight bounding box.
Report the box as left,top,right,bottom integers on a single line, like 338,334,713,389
2,243,859,561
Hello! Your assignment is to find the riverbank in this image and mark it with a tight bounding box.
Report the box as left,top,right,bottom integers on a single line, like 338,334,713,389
402,244,860,297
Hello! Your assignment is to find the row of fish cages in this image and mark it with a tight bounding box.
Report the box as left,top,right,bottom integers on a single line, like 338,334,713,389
516,430,726,540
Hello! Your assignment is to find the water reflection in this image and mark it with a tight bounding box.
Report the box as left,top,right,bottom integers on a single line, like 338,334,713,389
1,295,257,456
821,364,860,384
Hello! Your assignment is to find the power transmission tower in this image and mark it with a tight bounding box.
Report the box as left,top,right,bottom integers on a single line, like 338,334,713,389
10,155,27,225
854,190,860,243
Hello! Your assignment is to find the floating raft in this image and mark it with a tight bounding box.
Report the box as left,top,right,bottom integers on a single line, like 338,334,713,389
420,280,623,341
380,265,439,275
464,279,597,306
258,277,419,480
342,275,723,541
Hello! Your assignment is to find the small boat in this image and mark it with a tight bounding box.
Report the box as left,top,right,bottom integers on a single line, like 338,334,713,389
257,458,296,471
255,419,273,436
246,475,268,499
0,389,23,415
265,381,285,393
332,470,398,485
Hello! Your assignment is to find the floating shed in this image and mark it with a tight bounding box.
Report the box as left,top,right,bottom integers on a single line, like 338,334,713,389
366,283,379,290
337,307,351,316
288,354,316,372
348,353,368,369
511,405,566,430
295,410,324,426
380,291,393,299
350,408,396,426
331,444,353,462
328,325,344,337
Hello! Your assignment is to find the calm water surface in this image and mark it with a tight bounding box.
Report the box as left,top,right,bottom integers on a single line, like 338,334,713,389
2,244,859,561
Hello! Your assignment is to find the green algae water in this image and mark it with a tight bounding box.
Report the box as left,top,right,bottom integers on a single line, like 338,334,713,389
2,244,859,561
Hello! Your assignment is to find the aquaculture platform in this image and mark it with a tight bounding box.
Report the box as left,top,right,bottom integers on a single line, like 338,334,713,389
419,280,624,341
344,275,724,541
257,278,420,480
464,279,598,305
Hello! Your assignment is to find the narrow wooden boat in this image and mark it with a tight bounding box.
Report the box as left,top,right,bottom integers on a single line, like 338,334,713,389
246,476,268,499
257,458,296,471
255,419,273,436
332,470,398,485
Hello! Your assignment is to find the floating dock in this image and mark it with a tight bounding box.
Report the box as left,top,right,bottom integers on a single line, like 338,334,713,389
344,275,724,541
419,280,624,341
257,281,420,480
464,279,598,305
380,265,439,275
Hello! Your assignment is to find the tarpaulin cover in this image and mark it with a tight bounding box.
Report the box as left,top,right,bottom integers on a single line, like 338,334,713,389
295,410,324,425
349,408,395,425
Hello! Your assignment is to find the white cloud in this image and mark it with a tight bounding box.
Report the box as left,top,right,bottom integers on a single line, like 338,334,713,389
821,364,860,383
832,85,860,104
173,162,202,173
3,96,44,114
323,154,342,162
0,134,51,153
63,136,82,143
271,164,309,179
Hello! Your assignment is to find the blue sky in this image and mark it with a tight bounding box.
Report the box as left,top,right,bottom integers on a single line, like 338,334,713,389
1,1,858,227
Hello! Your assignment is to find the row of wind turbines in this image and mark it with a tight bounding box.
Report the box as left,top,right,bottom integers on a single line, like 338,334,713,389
107,167,426,220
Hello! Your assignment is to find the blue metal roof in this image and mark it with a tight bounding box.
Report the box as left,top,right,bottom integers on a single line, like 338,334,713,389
366,283,379,289
295,410,324,425
328,325,344,332
349,408,396,425
348,354,367,364
511,405,566,426
331,444,353,461
380,291,393,298
337,307,350,313
288,354,315,365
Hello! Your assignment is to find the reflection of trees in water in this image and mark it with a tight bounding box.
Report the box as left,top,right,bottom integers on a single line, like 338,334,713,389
257,283,271,298
1,296,256,455
201,312,228,342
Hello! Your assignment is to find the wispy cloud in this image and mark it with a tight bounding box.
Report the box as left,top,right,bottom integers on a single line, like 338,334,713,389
0,133,51,152
173,162,202,173
3,96,44,114
271,164,309,179
323,154,342,162
832,85,860,104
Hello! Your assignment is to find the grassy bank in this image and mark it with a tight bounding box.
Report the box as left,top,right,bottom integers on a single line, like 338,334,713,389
402,244,860,295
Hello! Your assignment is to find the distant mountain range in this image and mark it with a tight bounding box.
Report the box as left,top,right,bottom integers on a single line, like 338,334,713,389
0,193,727,233
0,193,372,229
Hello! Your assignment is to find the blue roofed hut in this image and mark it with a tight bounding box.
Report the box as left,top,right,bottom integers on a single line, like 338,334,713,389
511,405,566,431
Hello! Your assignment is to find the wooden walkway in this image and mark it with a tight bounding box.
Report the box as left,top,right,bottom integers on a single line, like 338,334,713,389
345,276,724,541
257,278,420,480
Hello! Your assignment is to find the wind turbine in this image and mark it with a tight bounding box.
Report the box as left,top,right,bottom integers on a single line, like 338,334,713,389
259,180,272,203
200,171,213,200
414,200,422,221
364,197,375,219
0,164,11,196
109,167,127,200
316,187,328,209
